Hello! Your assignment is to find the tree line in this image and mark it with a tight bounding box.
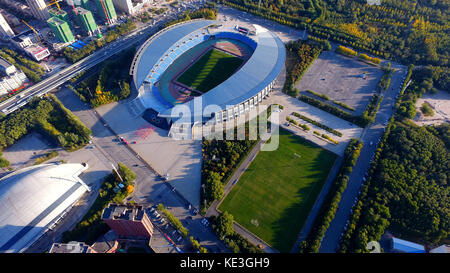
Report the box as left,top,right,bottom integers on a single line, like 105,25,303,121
0,95,91,151
70,48,134,107
283,39,323,97
217,0,449,69
339,122,449,252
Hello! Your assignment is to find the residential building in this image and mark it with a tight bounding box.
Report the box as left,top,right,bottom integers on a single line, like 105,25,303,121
94,0,117,24
0,12,14,37
111,0,152,15
25,0,50,21
48,8,72,28
76,7,98,36
47,17,75,43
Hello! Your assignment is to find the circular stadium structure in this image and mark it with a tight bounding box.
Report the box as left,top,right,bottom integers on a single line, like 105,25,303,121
129,19,286,133
0,163,90,253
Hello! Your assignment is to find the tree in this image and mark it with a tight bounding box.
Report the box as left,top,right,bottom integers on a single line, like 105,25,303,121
117,162,136,184
215,211,235,239
205,171,224,201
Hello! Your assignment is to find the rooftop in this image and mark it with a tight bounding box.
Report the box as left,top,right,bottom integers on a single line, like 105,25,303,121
0,163,90,253
75,7,91,15
0,57,14,69
47,16,66,26
49,242,95,253
91,230,118,253
102,203,146,222
391,237,426,253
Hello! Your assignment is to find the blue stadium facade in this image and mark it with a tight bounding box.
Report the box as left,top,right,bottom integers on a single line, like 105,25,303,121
130,19,286,126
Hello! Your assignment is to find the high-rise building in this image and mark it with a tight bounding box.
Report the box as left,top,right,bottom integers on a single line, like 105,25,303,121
94,0,117,25
102,204,154,239
25,0,50,21
75,7,98,36
47,17,75,43
0,12,14,37
111,0,152,15
67,0,90,9
49,8,72,28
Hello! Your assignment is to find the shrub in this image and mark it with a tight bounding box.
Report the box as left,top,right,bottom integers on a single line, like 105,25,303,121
358,53,381,65
336,45,357,57
420,102,434,116
291,111,342,137
158,203,189,237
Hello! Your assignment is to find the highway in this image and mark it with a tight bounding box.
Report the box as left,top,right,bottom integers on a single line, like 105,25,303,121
0,11,180,115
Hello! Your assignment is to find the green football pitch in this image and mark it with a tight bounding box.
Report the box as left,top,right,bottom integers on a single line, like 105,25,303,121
219,128,337,252
176,48,243,93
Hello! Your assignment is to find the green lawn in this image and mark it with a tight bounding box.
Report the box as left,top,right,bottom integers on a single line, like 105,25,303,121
219,129,337,252
177,48,243,93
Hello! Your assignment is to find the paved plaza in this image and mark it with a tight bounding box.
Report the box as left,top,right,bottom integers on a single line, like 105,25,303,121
296,50,383,115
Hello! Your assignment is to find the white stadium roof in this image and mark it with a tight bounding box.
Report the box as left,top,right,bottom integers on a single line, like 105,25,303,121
131,20,286,120
0,163,89,253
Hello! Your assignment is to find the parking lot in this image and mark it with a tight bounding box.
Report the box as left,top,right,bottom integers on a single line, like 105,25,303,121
295,50,383,116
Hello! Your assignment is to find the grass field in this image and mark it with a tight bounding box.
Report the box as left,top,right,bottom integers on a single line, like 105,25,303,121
176,48,243,93
218,129,337,252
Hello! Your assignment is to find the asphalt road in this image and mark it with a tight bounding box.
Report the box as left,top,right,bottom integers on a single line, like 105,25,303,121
319,64,407,253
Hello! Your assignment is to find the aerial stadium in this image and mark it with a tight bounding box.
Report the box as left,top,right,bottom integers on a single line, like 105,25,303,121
129,19,286,135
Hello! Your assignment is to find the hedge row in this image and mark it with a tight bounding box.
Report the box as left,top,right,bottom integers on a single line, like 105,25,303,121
358,53,381,65
332,100,355,112
291,111,342,137
158,203,189,238
305,90,330,101
299,95,372,127
321,133,339,145
190,236,208,253
286,116,310,131
335,45,357,57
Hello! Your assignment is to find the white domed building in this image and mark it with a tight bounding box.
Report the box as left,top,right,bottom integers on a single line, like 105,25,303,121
0,163,90,253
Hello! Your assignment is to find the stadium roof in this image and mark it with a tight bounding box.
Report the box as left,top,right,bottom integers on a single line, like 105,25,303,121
0,163,90,253
132,20,286,120
132,19,216,90
159,24,286,118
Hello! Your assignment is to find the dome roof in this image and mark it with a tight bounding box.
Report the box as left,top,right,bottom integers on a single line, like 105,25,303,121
0,163,89,253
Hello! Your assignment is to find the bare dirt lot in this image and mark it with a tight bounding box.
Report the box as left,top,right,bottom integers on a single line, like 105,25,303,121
414,90,450,126
1,132,58,172
295,50,383,115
